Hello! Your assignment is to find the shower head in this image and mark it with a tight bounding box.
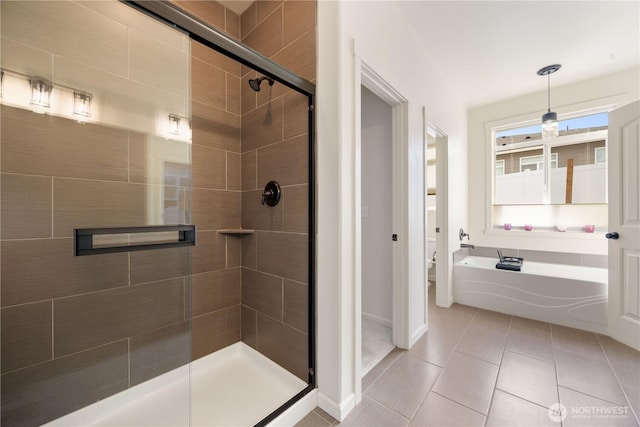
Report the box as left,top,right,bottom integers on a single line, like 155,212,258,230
248,76,274,92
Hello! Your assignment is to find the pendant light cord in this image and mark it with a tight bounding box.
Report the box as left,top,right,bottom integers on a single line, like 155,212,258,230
547,72,551,112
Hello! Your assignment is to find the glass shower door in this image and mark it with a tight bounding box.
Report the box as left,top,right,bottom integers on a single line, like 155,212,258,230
0,2,192,425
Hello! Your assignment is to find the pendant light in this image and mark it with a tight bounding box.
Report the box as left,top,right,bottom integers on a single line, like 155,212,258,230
537,64,561,139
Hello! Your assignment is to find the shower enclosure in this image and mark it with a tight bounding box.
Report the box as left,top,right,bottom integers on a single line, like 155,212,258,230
0,1,315,425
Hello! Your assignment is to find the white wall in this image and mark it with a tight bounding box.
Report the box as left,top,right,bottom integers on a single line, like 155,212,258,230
361,86,393,324
316,0,468,420
468,67,640,255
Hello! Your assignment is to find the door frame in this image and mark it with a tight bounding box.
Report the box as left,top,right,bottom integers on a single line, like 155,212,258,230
354,57,410,404
424,122,450,308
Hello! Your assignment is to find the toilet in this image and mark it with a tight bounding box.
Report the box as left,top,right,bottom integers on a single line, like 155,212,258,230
427,237,436,282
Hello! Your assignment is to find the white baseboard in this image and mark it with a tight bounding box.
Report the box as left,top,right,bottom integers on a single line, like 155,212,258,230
362,312,393,329
409,323,426,348
317,392,355,422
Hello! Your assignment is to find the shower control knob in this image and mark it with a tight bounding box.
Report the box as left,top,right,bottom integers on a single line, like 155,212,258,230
261,181,281,207
261,189,273,205
605,232,619,240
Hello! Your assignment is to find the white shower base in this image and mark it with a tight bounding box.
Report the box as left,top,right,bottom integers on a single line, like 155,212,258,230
44,342,308,427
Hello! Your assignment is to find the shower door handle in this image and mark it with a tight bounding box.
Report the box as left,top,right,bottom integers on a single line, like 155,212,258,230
74,224,196,256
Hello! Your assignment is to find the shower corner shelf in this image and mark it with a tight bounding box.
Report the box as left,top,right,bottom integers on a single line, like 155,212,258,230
217,229,255,235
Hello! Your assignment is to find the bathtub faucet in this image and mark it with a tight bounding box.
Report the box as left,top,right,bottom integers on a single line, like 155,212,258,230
459,228,470,241
461,243,475,249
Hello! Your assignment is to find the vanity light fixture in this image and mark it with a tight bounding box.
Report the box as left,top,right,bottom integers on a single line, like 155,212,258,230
29,77,52,113
168,114,181,135
73,91,92,120
0,70,4,99
537,64,561,139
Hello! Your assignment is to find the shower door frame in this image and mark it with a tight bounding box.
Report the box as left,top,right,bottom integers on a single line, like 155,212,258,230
123,1,317,425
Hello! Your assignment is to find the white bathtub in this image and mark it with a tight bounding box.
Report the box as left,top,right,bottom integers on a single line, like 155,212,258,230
453,256,608,333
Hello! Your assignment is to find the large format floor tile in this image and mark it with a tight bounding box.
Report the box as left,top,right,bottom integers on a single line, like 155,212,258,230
551,325,605,357
505,324,555,362
555,348,627,405
432,351,499,415
496,350,558,408
409,392,485,427
299,301,640,427
408,327,464,367
559,387,639,427
470,309,512,335
456,326,507,365
486,390,557,427
598,334,640,419
362,348,403,392
338,396,409,427
365,353,441,418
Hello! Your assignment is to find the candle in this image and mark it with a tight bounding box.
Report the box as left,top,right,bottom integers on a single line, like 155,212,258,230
524,224,533,231
504,223,512,230
557,225,567,232
584,225,595,233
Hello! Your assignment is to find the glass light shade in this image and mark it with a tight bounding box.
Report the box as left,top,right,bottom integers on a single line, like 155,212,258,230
541,110,558,139
73,92,92,118
30,78,52,111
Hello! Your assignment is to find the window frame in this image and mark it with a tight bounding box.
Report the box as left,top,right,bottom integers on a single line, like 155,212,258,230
519,153,558,172
483,97,619,235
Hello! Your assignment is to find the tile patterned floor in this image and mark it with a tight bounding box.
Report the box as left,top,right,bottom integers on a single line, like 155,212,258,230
296,285,640,427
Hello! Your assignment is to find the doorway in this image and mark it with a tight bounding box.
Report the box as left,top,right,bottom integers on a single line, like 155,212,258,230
360,86,395,377
353,58,411,406
425,123,449,308
425,126,437,295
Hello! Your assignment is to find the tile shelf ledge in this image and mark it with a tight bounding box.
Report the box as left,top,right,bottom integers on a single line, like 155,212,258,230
217,229,255,235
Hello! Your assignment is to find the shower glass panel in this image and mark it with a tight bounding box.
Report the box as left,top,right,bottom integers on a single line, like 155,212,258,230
0,1,192,426
1,0,315,425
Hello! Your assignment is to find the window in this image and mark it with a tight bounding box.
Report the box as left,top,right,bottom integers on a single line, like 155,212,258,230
493,112,608,206
519,154,558,172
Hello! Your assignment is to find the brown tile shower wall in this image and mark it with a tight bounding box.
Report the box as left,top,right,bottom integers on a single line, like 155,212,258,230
239,0,316,381
0,2,241,425
0,107,195,426
175,1,245,361
177,0,316,380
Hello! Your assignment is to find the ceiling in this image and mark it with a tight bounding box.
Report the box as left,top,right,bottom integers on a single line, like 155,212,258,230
395,1,640,108
216,1,638,109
